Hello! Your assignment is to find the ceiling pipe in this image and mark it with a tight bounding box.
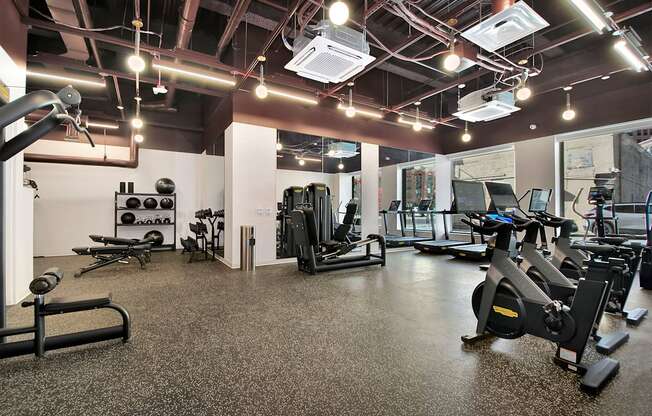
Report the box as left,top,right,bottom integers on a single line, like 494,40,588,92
44,0,89,61
25,135,139,168
164,0,201,109
216,0,253,58
390,3,652,111
73,0,125,120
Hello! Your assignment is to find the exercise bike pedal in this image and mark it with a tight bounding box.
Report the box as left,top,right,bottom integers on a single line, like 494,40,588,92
461,332,493,345
594,331,629,355
580,357,620,394
625,307,648,326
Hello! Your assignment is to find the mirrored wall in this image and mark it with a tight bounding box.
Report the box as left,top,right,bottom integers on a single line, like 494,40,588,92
275,130,363,259
378,146,437,240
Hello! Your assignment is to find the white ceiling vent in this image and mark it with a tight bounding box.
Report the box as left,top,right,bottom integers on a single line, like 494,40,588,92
461,2,549,52
453,87,521,122
285,21,375,84
327,142,358,158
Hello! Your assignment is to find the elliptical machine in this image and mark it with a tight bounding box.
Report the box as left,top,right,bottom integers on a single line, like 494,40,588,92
455,181,619,393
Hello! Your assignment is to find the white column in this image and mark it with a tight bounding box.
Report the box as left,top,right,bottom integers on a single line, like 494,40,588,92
224,122,277,268
434,154,452,239
379,164,399,233
360,143,379,238
1,46,33,305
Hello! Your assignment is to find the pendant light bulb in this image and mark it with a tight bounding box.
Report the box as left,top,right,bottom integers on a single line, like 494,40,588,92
443,40,461,72
562,93,576,121
345,88,356,117
412,106,422,132
134,134,144,143
516,86,532,101
131,117,144,129
127,55,146,73
255,65,268,99
298,158,306,166
276,141,283,151
338,160,344,170
329,1,349,25
461,122,471,142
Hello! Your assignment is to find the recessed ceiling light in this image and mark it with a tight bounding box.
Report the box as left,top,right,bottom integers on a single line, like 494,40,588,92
518,59,528,65
563,86,573,91
601,75,611,80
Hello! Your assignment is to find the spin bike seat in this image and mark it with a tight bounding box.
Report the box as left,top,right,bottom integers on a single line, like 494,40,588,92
591,236,628,246
571,242,616,256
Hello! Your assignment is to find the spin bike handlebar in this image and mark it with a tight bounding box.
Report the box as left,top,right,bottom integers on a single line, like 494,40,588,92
461,218,512,236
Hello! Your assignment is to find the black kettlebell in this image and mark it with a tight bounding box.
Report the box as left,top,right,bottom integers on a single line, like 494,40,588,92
121,212,136,224
163,218,171,224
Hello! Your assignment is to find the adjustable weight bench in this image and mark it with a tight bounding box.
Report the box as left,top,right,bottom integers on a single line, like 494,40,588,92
72,235,153,277
290,207,386,275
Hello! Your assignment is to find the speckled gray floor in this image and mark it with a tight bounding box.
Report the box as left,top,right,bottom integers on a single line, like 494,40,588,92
1,251,651,415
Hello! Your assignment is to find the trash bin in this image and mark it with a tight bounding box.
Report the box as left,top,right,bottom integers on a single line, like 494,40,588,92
240,225,255,271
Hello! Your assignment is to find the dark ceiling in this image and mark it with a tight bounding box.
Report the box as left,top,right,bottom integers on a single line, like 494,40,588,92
22,0,652,152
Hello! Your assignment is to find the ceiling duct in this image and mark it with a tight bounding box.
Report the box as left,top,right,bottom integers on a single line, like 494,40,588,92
461,2,549,52
45,0,89,61
285,20,375,83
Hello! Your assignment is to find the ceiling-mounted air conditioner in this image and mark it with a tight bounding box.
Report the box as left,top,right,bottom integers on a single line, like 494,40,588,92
327,142,358,158
461,2,549,52
453,87,521,122
285,21,375,84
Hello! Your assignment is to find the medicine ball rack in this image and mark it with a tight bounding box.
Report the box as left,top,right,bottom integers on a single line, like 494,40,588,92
114,192,177,251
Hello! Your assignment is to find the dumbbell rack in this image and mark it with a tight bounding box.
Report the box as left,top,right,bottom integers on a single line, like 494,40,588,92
114,192,177,251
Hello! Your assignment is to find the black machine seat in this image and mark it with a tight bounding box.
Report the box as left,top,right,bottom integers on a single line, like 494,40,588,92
89,235,144,246
571,242,616,256
44,294,112,314
289,208,386,274
72,244,151,256
591,236,628,246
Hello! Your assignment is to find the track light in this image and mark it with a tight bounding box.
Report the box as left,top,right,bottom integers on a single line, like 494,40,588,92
398,117,434,130
562,93,576,121
567,0,609,34
267,89,318,105
336,104,382,119
614,38,648,72
461,121,471,142
255,64,268,99
601,75,611,80
134,134,144,143
131,118,144,129
443,40,461,72
127,55,146,73
86,121,119,130
26,70,106,88
152,59,236,87
329,1,349,25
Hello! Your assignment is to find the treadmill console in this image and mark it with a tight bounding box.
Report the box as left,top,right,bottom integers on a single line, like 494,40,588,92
529,188,551,213
388,200,401,212
485,182,519,212
452,180,487,214
416,199,432,211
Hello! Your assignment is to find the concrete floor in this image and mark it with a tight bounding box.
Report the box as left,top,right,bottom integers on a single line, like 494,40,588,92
1,250,651,415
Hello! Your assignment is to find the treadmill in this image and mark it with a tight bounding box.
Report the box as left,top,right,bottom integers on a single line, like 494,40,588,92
381,199,434,248
447,181,491,261
413,201,471,254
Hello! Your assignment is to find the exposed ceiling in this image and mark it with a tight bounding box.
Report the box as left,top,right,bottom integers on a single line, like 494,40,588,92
21,0,652,152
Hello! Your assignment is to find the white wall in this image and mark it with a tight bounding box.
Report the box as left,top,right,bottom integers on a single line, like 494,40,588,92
514,136,556,211
27,140,223,256
224,122,277,268
1,45,33,305
360,143,379,238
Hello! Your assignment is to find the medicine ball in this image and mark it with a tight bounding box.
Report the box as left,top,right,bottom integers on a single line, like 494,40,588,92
144,230,164,246
125,197,141,209
160,197,174,209
121,212,136,224
155,178,175,194
143,197,158,209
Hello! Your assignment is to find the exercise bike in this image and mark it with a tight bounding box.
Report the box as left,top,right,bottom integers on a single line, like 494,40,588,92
462,216,620,393
484,183,630,355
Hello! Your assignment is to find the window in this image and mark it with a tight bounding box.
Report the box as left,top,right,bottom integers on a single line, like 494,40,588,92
560,128,652,236
401,161,436,231
451,149,515,232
